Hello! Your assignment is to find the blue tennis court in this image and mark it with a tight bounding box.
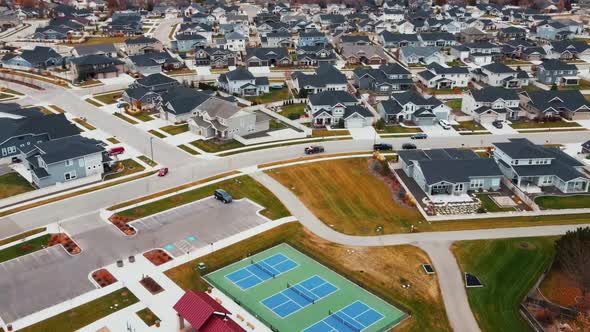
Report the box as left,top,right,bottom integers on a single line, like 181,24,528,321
303,301,385,332
261,275,338,318
225,253,299,290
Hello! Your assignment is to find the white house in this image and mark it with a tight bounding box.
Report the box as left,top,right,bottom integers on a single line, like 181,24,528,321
461,87,521,123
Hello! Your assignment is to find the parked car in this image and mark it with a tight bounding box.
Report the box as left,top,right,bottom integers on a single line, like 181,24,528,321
410,133,428,140
158,167,168,177
492,120,503,129
304,145,324,155
108,146,125,155
402,143,417,149
11,157,21,163
439,119,451,130
214,189,233,203
373,143,393,151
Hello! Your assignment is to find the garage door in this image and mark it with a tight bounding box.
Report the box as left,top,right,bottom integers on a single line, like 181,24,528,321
573,112,590,120
479,113,497,123
346,118,364,128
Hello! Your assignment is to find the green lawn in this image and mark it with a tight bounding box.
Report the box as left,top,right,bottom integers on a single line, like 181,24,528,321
476,194,516,212
0,234,51,264
136,308,160,327
94,91,123,105
137,155,157,167
280,104,306,119
148,129,166,138
535,195,590,209
559,79,590,91
19,288,139,332
376,125,422,134
0,173,34,199
160,124,189,135
114,112,138,125
1,88,23,96
126,111,153,122
115,175,290,221
520,85,543,92
445,99,463,111
453,121,485,131
106,137,120,144
246,87,289,104
104,159,146,180
178,144,200,155
312,129,350,137
0,93,15,100
0,228,45,247
85,98,102,107
452,237,556,332
190,139,244,153
510,120,581,129
269,119,286,130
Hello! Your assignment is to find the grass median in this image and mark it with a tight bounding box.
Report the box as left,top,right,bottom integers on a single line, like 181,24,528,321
114,175,289,221
0,234,51,264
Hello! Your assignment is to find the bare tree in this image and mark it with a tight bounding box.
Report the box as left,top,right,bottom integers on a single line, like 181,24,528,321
555,227,590,305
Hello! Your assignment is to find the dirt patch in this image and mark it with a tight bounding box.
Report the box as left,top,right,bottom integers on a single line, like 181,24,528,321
143,249,173,266
139,276,164,295
539,262,590,308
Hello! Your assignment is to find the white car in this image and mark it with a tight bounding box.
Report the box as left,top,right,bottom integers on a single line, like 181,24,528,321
439,119,451,130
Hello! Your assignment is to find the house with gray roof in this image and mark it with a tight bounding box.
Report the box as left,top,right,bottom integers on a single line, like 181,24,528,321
473,63,529,88
379,32,419,48
158,86,213,123
461,87,520,123
71,44,117,58
493,138,590,193
340,44,387,66
126,51,183,76
399,46,444,66
291,64,347,94
1,46,63,69
307,91,374,128
69,54,125,84
537,21,574,41
187,98,269,140
352,63,413,94
217,68,269,97
0,113,80,162
194,47,237,68
21,135,107,188
547,41,590,61
124,36,163,56
245,47,291,67
519,90,590,121
536,59,578,86
294,45,337,66
376,91,450,125
122,73,180,109
398,148,503,200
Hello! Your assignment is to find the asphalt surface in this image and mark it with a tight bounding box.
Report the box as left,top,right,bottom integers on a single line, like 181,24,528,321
0,197,267,323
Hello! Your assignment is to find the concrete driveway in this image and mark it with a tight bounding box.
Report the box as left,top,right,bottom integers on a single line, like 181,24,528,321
482,122,519,135
420,124,461,137
0,198,267,324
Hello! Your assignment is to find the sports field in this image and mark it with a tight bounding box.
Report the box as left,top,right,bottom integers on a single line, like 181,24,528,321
205,244,406,332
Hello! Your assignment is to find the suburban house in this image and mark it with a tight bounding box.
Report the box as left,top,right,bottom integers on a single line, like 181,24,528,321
71,44,117,58
340,44,387,65
21,135,107,188
187,97,269,140
417,62,470,89
399,46,444,66
418,33,457,47
537,21,574,41
103,12,142,36
460,27,489,43
69,54,125,84
245,47,291,67
172,33,208,53
352,63,414,94
126,52,183,75
519,90,590,120
307,91,374,128
291,64,347,94
173,290,245,332
494,138,590,193
298,30,328,47
0,113,80,162
194,47,237,68
451,42,502,66
122,73,180,109
220,32,248,52
217,67,269,97
461,87,521,123
158,86,212,123
261,31,293,48
123,36,163,56
379,32,419,48
294,45,337,66
473,63,529,88
1,46,63,69
547,41,590,61
398,148,503,200
376,91,450,125
497,26,527,40
536,59,579,86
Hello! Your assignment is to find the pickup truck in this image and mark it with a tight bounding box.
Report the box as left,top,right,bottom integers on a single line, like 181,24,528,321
304,146,325,155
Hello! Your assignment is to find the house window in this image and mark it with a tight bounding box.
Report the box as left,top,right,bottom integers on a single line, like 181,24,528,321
470,179,484,189
64,171,77,181
65,159,74,167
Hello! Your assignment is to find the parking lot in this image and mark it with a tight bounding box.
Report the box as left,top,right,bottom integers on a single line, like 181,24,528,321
0,198,268,323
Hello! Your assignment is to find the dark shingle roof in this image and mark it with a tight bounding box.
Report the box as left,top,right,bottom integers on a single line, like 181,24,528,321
309,91,357,106
0,113,79,145
35,135,104,164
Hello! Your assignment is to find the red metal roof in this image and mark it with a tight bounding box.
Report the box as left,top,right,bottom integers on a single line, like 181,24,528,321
173,290,236,331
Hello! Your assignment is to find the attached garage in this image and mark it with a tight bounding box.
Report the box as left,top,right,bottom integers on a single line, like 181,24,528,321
571,110,590,120
474,107,506,123
345,117,365,128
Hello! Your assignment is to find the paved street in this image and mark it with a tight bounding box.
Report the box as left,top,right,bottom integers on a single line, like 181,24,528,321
0,198,267,323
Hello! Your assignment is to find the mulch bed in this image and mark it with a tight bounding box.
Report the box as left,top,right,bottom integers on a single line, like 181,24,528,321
143,249,173,266
108,214,136,235
48,233,81,255
139,276,164,295
92,269,118,287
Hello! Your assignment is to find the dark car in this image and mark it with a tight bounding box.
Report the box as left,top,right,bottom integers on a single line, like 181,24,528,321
492,120,503,129
410,133,428,140
402,143,417,150
214,189,232,203
373,143,393,151
304,145,324,155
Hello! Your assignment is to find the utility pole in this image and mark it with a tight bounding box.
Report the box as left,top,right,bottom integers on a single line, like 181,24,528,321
150,137,154,162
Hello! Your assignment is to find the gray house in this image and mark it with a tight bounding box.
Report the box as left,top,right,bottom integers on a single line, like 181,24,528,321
217,68,269,96
352,63,413,94
21,135,107,188
398,148,503,200
536,59,578,85
376,91,450,125
494,138,590,193
1,46,63,69
0,113,80,163
159,86,212,123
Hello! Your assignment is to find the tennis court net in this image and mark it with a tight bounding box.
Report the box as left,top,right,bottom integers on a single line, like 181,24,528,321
251,260,276,278
333,312,361,332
